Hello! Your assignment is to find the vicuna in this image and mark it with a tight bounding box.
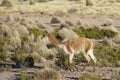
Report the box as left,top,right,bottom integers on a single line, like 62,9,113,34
41,31,97,71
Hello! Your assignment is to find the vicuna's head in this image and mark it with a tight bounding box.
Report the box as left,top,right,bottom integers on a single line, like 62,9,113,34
41,30,49,39
41,30,60,46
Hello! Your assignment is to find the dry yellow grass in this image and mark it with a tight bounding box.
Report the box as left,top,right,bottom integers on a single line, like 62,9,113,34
0,0,120,15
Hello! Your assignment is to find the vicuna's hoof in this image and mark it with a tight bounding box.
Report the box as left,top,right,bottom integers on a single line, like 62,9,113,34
67,66,78,72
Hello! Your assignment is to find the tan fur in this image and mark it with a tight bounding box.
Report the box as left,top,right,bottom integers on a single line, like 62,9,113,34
46,33,60,46
42,32,97,71
62,38,94,53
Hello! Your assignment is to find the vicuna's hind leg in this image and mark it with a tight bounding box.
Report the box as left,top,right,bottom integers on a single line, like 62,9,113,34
82,53,91,71
88,49,97,71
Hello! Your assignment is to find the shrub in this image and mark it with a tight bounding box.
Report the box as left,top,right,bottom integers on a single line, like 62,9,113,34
0,0,13,7
116,0,120,2
86,0,95,6
73,27,118,39
55,49,70,69
10,52,34,68
24,56,34,67
51,17,61,24
59,23,69,29
52,28,63,41
16,73,34,80
29,28,44,39
0,66,5,72
76,20,81,25
20,35,28,42
46,53,55,60
29,0,36,5
0,37,8,62
65,20,74,26
38,0,54,2
68,8,77,13
94,44,120,67
74,53,85,65
0,65,12,72
79,73,102,80
34,70,60,80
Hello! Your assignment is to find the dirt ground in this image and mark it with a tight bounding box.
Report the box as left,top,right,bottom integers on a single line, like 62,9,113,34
0,62,120,80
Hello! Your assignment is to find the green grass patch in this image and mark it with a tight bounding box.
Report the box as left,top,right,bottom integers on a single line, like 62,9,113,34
55,49,70,69
29,28,44,39
0,65,12,72
73,27,118,39
95,44,120,67
16,73,34,80
0,37,8,62
79,73,102,80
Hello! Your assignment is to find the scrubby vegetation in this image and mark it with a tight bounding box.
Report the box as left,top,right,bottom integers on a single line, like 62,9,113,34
0,0,13,7
16,73,34,80
73,27,118,39
79,73,101,80
16,69,60,80
29,27,44,39
55,43,120,70
95,44,120,67
55,49,70,70
0,0,120,79
0,65,12,72
10,52,34,68
34,69,60,80
54,27,119,69
51,17,61,24
0,38,8,62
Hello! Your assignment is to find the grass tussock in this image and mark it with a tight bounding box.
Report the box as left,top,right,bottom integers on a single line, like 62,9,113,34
79,73,102,80
34,69,60,80
29,27,44,39
10,51,34,68
51,17,61,24
16,73,34,80
0,37,8,62
86,0,95,6
0,0,13,7
55,49,71,70
17,69,60,80
0,65,12,72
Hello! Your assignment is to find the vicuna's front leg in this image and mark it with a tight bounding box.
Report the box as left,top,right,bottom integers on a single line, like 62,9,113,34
68,53,78,71
69,53,74,64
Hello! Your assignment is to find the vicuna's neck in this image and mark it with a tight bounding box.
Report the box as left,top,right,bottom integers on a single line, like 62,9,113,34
47,33,61,46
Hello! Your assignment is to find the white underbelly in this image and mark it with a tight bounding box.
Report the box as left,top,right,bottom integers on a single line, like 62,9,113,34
58,45,70,54
72,48,85,54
